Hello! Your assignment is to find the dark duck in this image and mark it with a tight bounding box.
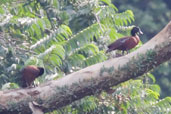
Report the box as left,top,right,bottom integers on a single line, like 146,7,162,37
21,65,44,88
106,26,143,55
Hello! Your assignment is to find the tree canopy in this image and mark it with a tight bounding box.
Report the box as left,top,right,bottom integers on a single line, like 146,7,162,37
0,0,170,113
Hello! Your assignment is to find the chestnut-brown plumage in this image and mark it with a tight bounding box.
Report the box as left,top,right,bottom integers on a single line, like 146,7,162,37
106,27,143,54
22,65,44,88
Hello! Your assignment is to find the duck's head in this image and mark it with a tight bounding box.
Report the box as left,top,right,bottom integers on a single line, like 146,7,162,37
38,67,44,76
131,26,143,36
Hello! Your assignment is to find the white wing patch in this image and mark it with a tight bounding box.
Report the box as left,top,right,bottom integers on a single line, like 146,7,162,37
120,38,129,43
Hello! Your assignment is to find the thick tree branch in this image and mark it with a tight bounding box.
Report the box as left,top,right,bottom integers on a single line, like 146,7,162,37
0,21,171,114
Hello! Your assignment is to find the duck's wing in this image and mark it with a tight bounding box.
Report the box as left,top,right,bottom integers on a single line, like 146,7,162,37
106,37,130,53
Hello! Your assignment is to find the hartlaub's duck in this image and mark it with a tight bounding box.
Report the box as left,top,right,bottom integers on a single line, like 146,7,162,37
106,26,143,55
21,65,44,87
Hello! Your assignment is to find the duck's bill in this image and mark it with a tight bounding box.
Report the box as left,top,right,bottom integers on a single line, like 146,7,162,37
139,30,143,35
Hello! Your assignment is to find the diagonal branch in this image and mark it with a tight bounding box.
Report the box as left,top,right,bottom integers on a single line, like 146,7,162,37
0,21,171,114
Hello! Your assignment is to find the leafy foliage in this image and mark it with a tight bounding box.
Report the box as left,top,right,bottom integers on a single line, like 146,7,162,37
0,0,170,113
50,75,171,114
113,0,171,98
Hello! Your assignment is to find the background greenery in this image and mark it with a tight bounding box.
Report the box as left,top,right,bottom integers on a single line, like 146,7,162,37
113,0,171,98
0,0,170,113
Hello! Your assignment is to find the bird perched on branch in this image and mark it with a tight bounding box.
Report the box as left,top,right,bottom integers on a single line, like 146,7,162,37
106,26,143,55
21,65,44,88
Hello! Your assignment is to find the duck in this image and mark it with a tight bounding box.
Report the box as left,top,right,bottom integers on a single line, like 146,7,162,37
21,65,44,88
106,26,143,55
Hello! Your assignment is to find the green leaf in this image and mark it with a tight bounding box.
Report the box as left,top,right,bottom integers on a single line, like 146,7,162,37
31,23,41,37
65,23,102,53
147,73,156,83
0,6,4,14
100,0,118,11
146,89,159,100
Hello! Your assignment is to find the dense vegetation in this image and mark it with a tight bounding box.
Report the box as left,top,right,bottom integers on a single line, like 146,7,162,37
0,0,170,113
113,0,171,98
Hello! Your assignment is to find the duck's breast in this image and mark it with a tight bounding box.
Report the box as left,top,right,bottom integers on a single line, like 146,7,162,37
125,36,140,50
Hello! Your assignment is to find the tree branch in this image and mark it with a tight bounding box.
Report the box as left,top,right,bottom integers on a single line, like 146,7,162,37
0,21,171,114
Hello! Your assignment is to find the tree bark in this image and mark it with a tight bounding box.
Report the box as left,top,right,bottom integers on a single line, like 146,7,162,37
0,21,171,114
